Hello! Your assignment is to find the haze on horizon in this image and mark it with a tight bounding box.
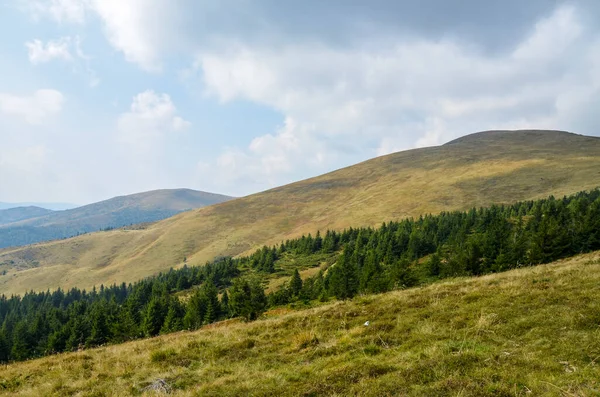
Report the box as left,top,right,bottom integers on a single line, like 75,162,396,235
1,0,599,204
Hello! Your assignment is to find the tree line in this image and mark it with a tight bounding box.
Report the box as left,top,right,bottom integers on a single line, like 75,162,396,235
2,188,600,363
0,259,265,362
269,188,600,303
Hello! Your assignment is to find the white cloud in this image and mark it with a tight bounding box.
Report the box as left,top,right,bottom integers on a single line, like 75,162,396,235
117,90,190,150
513,6,582,62
0,89,64,125
24,36,100,87
22,0,173,72
87,0,173,72
10,2,600,200
26,37,73,64
188,5,600,195
208,117,329,190
24,0,86,24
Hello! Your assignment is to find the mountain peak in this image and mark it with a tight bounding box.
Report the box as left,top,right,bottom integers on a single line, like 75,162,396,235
443,129,592,146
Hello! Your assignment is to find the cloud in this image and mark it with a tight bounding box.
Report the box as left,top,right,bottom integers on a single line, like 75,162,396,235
10,1,600,201
117,90,190,151
25,37,73,64
24,36,100,87
24,0,86,24
22,0,176,72
191,4,600,195
0,89,64,125
87,0,178,72
206,117,331,190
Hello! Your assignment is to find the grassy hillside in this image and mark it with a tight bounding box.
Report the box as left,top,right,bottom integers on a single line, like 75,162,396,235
1,129,600,295
2,251,599,396
0,189,233,249
0,207,53,226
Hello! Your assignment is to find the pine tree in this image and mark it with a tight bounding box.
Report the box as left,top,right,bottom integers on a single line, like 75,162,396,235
289,270,303,297
66,317,89,351
229,278,267,321
202,282,221,324
11,321,32,360
249,279,267,320
390,258,417,289
328,248,359,299
111,306,140,342
359,249,384,293
427,252,441,277
183,288,207,330
47,328,69,354
0,329,10,363
313,231,323,252
142,297,166,337
311,270,326,301
220,290,230,318
88,302,110,346
161,299,184,334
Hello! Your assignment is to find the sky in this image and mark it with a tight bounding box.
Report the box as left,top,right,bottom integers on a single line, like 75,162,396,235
0,1,599,204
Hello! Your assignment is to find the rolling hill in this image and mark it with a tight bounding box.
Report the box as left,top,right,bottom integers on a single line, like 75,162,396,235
2,251,599,396
1,129,600,296
0,202,77,210
0,189,233,249
0,206,54,226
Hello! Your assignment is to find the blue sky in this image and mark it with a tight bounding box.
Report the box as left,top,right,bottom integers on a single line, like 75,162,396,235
0,0,599,204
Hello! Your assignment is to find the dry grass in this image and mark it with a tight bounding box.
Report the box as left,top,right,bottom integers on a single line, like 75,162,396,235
2,251,600,396
2,130,600,295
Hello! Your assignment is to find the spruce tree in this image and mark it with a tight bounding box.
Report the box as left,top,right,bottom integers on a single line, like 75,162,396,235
0,329,9,363
328,248,359,300
202,282,221,324
161,299,184,334
290,269,303,297
11,321,32,360
88,302,110,346
142,297,166,337
229,278,267,321
183,288,207,330
220,290,230,318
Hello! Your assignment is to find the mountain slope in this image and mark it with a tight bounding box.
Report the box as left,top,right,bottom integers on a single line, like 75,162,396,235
0,206,53,226
0,202,77,210
1,129,600,295
0,189,233,249
2,251,599,396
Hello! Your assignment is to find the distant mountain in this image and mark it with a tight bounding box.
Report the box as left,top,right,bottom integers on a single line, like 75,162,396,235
0,206,54,226
0,189,233,249
1,129,599,296
0,202,78,210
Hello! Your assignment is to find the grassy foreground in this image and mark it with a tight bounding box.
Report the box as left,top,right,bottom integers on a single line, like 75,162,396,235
2,252,600,396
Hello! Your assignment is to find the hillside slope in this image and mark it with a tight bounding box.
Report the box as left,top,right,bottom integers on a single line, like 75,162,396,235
0,189,233,249
1,129,600,295
2,251,599,396
0,207,53,226
0,202,76,210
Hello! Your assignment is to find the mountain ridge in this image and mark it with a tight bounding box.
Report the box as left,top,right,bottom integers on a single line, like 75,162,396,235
1,129,599,295
442,129,594,145
0,202,77,211
0,188,234,249
0,206,54,226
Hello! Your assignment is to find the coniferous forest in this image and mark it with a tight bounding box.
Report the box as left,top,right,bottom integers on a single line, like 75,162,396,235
1,188,600,363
